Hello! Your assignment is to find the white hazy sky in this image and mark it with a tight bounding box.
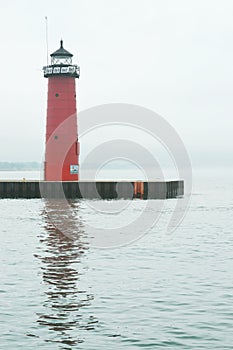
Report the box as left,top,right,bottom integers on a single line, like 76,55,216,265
0,0,232,167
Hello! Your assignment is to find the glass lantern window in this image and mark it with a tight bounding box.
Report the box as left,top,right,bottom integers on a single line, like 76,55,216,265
51,56,72,65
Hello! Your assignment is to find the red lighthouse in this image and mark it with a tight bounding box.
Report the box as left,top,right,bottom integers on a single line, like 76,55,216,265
43,40,80,181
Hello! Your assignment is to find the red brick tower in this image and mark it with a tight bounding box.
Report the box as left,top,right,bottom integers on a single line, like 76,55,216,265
43,40,80,181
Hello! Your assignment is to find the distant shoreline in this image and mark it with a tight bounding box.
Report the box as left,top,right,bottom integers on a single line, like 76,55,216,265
0,162,41,171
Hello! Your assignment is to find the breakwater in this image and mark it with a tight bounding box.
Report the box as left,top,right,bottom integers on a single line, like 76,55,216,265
0,181,183,199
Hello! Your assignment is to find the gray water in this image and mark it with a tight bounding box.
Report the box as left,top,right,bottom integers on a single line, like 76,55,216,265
1,168,233,349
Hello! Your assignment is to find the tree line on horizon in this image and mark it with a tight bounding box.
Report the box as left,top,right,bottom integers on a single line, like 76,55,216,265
0,162,41,171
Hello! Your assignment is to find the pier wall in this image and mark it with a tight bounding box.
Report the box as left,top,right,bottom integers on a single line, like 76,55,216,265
0,181,184,199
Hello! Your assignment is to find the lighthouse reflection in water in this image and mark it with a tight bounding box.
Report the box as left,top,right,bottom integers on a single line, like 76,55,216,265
35,199,98,346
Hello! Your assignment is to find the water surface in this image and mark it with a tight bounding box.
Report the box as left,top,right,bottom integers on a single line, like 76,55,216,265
1,168,233,349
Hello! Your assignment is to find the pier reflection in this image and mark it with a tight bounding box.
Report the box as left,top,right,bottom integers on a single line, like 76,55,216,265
35,199,98,347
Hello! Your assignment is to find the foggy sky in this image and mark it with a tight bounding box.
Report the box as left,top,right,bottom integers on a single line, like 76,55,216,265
0,0,232,167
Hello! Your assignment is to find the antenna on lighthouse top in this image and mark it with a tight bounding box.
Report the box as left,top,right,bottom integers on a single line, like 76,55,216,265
45,16,49,65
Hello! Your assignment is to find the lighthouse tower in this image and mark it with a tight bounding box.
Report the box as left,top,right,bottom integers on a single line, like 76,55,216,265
43,40,80,181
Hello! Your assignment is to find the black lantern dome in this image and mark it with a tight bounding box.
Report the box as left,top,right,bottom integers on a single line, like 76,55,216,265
50,40,73,65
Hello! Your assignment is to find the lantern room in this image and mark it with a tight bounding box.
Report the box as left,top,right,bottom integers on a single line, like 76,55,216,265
43,40,80,78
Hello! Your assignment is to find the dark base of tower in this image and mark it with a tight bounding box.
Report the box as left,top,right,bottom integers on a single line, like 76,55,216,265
0,180,184,199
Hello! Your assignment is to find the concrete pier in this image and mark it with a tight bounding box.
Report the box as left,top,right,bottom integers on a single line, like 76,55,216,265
0,181,184,199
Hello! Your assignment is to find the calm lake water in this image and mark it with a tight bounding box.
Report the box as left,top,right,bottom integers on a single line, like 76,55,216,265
1,168,233,349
